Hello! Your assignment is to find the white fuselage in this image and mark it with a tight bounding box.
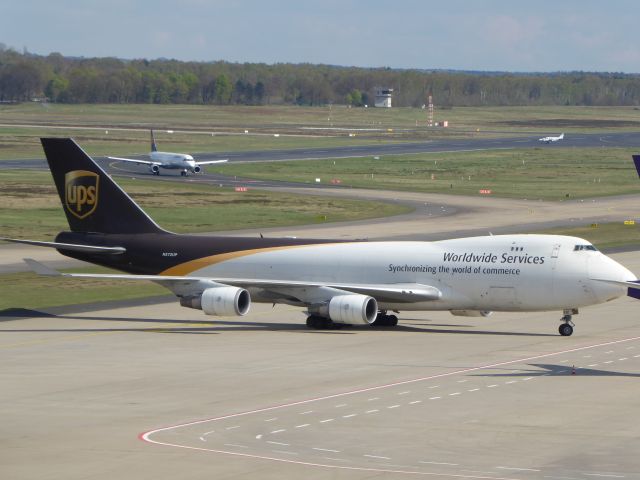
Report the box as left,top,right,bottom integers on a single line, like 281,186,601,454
184,235,634,312
150,151,196,171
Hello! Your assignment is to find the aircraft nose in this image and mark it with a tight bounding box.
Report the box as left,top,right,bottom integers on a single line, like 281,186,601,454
588,254,637,302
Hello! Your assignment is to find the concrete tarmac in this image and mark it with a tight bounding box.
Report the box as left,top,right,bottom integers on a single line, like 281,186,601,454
2,252,639,479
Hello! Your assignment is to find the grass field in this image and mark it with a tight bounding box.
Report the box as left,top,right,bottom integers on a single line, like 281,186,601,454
0,170,411,239
2,103,640,159
211,147,640,200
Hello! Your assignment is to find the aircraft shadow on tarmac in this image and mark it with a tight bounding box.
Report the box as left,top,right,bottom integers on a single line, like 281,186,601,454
0,310,556,337
474,363,640,378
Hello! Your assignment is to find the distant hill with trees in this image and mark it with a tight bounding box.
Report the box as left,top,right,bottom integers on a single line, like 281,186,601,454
2,45,640,107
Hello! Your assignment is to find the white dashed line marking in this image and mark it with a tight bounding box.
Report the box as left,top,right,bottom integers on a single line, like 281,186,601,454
319,418,334,423
225,425,240,430
634,354,640,358
295,424,310,428
428,385,440,389
270,429,286,434
523,377,534,381
367,397,379,401
264,418,277,422
312,447,340,453
604,360,614,364
487,384,498,388
223,443,248,449
266,441,289,446
588,364,599,367
364,454,391,460
409,400,422,404
429,396,441,400
342,414,358,418
387,405,400,409
273,450,298,456
335,404,347,408
583,474,625,478
299,410,313,415
398,391,410,395
619,358,628,361
505,381,517,384
366,409,379,413
419,461,459,466
457,379,468,383
468,388,480,392
449,392,461,396
496,466,541,472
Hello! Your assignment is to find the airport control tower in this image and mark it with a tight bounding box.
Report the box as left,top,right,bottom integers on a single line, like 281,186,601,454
374,88,393,108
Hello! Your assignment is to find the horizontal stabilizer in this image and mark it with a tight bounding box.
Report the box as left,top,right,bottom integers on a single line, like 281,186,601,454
2,237,125,254
24,258,62,276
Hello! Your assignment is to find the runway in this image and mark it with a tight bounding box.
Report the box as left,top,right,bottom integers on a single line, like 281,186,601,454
4,130,640,169
2,252,639,479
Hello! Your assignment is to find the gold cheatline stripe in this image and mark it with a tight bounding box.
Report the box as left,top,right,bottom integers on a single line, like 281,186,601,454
160,243,342,276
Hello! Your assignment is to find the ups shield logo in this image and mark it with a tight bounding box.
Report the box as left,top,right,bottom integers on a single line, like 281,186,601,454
65,170,99,219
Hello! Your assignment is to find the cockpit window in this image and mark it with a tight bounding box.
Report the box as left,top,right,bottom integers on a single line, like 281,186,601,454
574,244,598,252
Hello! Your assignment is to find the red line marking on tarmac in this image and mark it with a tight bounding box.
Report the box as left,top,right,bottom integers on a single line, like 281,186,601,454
139,335,640,477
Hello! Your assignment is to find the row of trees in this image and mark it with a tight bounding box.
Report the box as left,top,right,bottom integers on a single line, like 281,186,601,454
2,46,640,107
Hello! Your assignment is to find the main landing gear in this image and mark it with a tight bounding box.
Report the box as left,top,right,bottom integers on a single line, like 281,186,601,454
371,311,399,327
305,311,400,330
180,169,188,177
558,308,578,336
306,315,343,330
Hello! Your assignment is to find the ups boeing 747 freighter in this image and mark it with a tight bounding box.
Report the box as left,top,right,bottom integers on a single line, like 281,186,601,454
3,139,639,335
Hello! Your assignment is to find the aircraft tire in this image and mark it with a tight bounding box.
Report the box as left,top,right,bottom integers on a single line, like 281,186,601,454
306,315,338,329
559,323,573,336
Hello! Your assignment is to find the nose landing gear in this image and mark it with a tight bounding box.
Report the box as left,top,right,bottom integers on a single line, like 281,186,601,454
558,308,578,336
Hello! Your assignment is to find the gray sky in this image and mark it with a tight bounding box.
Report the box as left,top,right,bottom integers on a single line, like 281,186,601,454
3,0,639,72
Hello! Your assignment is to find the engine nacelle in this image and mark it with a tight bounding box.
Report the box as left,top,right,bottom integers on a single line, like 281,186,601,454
180,286,251,316
193,165,201,174
450,310,492,317
150,164,160,174
314,294,378,325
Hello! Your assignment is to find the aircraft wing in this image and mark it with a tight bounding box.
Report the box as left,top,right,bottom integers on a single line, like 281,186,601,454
107,156,159,166
196,159,228,166
23,259,441,302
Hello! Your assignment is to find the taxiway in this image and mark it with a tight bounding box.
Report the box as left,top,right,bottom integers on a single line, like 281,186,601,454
1,252,639,479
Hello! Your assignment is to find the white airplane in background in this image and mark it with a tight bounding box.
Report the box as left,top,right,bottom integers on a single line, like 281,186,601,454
539,133,565,144
3,138,640,338
108,130,227,176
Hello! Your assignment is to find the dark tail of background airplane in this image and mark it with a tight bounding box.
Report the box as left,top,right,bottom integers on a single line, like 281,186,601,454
41,138,165,235
632,155,640,177
150,129,158,152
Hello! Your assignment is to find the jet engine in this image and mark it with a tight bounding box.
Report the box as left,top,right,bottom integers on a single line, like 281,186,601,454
312,294,378,325
450,310,492,317
150,164,160,174
193,165,201,174
180,286,251,316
